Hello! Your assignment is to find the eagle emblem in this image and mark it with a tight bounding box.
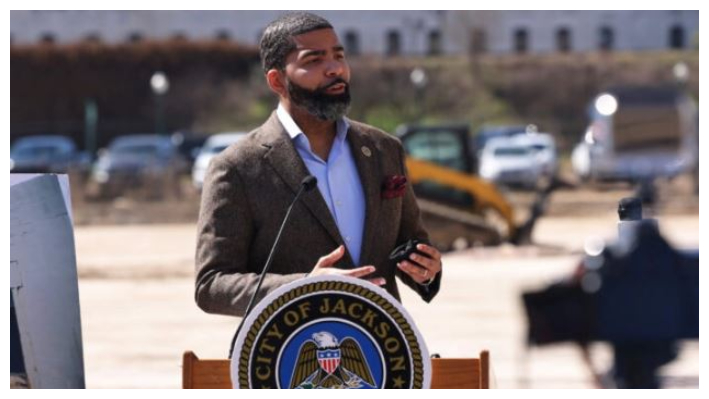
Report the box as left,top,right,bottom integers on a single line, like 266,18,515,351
289,331,376,389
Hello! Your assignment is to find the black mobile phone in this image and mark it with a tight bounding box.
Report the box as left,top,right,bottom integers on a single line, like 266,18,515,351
389,239,426,264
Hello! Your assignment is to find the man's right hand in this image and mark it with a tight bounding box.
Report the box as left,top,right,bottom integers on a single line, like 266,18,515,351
309,245,385,286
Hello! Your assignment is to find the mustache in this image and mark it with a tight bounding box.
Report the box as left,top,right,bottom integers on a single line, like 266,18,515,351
320,78,349,91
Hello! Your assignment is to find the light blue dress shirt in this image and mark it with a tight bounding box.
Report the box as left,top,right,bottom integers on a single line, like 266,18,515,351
276,105,366,265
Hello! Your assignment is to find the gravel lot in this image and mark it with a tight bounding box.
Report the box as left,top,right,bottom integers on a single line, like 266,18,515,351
74,202,698,388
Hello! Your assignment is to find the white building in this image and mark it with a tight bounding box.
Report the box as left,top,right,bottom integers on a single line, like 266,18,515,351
442,10,699,55
10,10,698,56
9,10,444,56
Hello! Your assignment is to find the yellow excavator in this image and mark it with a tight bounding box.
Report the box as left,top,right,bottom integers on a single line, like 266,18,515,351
397,124,557,251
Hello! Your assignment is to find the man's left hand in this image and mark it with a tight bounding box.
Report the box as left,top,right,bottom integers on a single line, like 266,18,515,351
396,243,442,285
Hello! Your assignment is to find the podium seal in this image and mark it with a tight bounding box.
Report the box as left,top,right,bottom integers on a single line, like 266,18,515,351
231,275,430,388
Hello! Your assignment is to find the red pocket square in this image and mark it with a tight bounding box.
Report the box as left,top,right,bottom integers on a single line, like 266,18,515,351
382,175,407,199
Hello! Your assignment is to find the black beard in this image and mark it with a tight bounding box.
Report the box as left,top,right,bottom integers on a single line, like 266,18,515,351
286,78,351,121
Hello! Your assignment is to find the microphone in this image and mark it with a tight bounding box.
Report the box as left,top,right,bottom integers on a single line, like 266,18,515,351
301,175,317,191
228,175,317,357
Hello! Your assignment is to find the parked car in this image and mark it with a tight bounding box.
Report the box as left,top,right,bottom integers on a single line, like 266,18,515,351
171,131,208,172
192,132,247,189
10,135,89,174
526,133,558,178
91,134,187,198
473,125,531,154
479,133,557,189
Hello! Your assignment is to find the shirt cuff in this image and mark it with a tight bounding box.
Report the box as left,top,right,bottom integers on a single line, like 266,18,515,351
419,276,435,287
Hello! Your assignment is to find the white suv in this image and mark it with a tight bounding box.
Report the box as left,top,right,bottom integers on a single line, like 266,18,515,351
191,132,247,189
479,133,557,189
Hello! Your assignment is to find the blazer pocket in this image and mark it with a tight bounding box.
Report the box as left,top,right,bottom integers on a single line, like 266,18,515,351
381,174,407,199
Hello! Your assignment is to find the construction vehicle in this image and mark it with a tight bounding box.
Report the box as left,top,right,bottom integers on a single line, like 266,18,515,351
396,124,556,251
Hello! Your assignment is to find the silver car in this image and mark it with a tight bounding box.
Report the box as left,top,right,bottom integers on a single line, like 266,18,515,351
191,132,247,189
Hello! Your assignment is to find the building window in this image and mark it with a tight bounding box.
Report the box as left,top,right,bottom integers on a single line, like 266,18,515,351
216,30,230,41
344,30,360,56
84,33,102,44
513,28,528,54
669,25,685,49
469,29,487,54
556,27,572,52
428,29,442,55
386,30,401,56
171,32,188,42
40,33,55,45
128,32,143,43
599,26,614,51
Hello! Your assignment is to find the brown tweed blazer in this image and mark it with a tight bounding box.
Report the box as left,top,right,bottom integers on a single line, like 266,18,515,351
195,112,441,317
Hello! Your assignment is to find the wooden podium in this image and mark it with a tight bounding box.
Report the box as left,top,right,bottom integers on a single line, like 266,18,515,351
182,350,490,389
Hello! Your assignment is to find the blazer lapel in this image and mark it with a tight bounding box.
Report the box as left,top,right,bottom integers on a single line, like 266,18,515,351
347,126,382,267
259,113,346,251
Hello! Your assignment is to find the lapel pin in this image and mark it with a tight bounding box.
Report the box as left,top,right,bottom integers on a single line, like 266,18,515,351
361,146,372,157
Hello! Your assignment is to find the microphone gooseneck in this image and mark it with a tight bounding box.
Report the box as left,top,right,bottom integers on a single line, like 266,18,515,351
228,175,317,358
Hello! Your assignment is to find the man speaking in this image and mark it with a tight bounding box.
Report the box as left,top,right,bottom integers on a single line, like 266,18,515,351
195,12,441,317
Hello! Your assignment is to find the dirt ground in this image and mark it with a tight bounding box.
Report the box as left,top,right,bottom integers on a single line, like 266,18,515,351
72,183,699,389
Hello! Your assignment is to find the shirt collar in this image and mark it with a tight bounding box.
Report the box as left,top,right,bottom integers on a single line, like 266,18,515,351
276,103,350,143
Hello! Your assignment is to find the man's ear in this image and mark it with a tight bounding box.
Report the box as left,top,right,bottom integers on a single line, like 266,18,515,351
266,69,287,98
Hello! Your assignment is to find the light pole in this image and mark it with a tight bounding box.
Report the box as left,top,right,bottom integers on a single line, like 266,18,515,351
410,67,428,123
673,62,697,195
672,62,689,85
83,98,98,158
150,71,170,135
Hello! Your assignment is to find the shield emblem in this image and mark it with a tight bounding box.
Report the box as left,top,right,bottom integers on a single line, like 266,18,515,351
317,349,341,375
